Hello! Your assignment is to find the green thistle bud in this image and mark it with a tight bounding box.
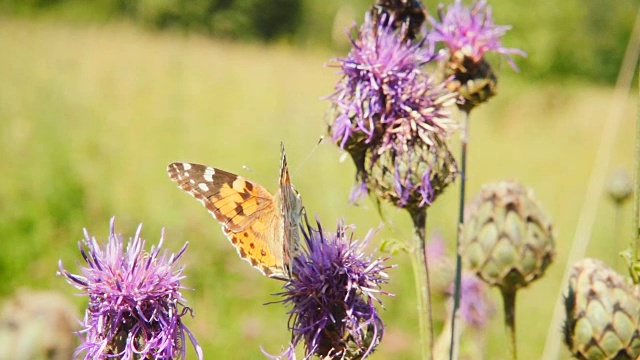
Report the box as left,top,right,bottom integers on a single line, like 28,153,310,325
461,181,555,292
563,258,640,360
607,168,633,205
0,290,78,359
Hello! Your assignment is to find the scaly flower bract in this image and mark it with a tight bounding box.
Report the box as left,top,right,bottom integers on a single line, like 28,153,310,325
58,217,203,360
369,0,427,41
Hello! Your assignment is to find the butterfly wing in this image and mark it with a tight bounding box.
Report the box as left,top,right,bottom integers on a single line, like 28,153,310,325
167,162,287,279
276,144,304,278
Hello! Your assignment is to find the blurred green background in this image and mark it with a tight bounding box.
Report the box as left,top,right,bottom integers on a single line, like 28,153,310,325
1,0,638,83
0,0,638,359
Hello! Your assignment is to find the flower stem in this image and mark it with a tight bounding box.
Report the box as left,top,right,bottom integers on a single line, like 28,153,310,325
410,208,434,360
635,71,640,265
500,288,518,360
450,110,470,360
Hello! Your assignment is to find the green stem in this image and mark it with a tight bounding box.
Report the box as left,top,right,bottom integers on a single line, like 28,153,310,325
410,208,434,360
450,110,470,360
635,70,640,265
500,288,518,360
614,204,621,264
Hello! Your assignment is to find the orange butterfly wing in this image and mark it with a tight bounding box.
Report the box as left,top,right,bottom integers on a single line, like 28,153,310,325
167,162,287,280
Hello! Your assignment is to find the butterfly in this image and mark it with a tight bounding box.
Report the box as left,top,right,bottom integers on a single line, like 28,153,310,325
167,144,303,281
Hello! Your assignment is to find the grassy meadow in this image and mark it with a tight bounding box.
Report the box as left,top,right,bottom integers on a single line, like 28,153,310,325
0,17,637,359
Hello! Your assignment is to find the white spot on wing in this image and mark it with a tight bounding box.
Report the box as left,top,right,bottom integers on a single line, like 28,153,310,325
198,183,209,192
203,167,216,182
182,163,192,170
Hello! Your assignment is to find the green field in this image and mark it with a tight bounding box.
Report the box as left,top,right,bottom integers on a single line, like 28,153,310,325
0,17,636,359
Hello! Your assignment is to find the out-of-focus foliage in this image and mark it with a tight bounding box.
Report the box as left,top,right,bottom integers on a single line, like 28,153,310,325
0,0,302,41
0,0,636,83
499,0,639,84
131,0,302,41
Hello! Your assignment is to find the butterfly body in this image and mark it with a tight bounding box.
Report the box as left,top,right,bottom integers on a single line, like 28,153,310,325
167,146,302,281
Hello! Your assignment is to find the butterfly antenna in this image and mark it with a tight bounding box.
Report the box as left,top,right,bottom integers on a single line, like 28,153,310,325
287,136,324,178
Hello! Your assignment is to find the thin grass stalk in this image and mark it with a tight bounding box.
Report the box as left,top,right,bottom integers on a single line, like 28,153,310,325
410,208,434,360
635,65,640,265
614,203,622,263
541,8,640,358
449,110,470,360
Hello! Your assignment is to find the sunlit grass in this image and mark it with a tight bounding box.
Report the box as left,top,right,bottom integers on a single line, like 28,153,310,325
0,17,636,359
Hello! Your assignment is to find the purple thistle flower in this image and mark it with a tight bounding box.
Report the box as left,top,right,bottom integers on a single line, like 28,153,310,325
349,178,370,204
275,217,393,359
58,217,203,360
447,272,494,328
428,0,525,111
329,14,456,151
263,344,296,360
328,13,458,210
429,0,526,69
425,233,447,262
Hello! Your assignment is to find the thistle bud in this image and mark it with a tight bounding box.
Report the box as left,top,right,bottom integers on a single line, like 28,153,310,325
461,181,555,292
369,0,426,40
0,290,78,360
444,50,497,113
607,168,633,205
365,134,457,211
564,258,640,360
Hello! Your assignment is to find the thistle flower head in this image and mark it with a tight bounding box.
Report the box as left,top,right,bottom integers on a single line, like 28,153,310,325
329,13,456,153
448,272,494,328
365,127,457,210
369,0,427,40
329,14,458,210
275,217,393,359
424,235,494,329
58,217,202,360
428,0,525,111
428,0,525,68
426,232,447,261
